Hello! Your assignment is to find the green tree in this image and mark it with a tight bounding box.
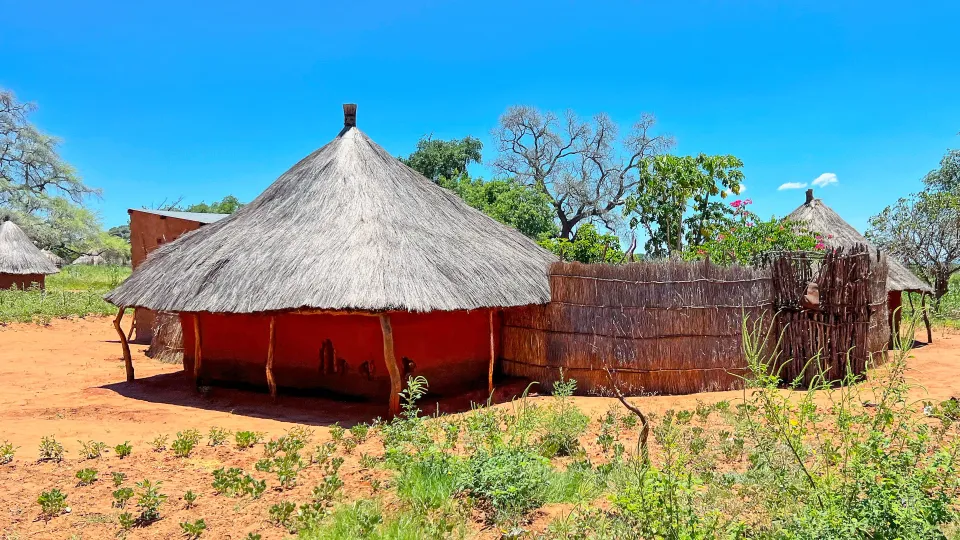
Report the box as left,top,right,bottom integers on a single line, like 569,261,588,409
684,199,818,265
180,195,243,214
625,154,744,258
539,223,623,263
108,225,131,242
401,135,483,182
440,175,557,239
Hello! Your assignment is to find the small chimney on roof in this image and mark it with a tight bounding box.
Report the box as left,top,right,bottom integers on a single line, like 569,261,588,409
343,104,357,128
805,188,814,204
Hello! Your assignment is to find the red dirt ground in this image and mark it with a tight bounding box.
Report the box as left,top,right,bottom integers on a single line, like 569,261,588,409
0,317,958,539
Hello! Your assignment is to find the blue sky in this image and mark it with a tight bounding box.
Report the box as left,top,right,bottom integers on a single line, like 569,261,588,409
2,0,958,231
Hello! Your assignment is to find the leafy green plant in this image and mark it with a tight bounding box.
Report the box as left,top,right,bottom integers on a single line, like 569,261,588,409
183,489,198,508
537,376,589,457
151,434,169,452
269,501,296,529
75,467,98,486
207,427,230,446
112,471,127,487
234,430,263,450
0,440,17,464
135,479,167,524
313,456,345,504
342,437,358,454
245,534,262,540
118,511,136,531
349,423,370,442
255,450,304,490
37,435,65,462
359,452,379,469
180,518,206,538
329,423,345,443
79,439,108,459
211,467,265,498
173,429,202,458
114,441,132,458
463,446,552,521
112,487,134,508
37,488,68,519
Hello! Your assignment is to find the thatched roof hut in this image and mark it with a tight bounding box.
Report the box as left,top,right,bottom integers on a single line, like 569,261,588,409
72,254,108,266
106,104,556,413
0,218,59,289
787,189,932,294
41,250,66,268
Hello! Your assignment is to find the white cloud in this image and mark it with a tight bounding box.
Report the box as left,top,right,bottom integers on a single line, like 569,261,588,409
738,183,746,193
812,173,838,188
778,182,808,190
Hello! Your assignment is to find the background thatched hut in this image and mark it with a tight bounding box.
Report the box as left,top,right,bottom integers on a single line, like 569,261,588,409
0,218,59,289
106,104,556,413
40,250,65,268
787,189,934,341
72,254,108,266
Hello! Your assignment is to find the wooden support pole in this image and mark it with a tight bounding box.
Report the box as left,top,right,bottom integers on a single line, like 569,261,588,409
921,293,933,344
113,307,134,382
488,309,496,396
266,316,277,400
126,309,136,341
379,313,401,417
193,314,203,386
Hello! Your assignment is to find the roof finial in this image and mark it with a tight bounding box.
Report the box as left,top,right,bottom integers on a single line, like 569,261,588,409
343,104,357,128
805,188,814,204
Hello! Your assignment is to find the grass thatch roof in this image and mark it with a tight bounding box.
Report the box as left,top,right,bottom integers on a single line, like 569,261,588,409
0,219,59,275
41,250,65,268
786,189,932,293
107,105,556,314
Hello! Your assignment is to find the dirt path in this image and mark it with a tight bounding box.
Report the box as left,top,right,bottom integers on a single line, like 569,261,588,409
0,317,958,538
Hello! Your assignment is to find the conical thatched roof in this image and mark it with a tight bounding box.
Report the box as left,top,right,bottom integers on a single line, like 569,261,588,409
107,105,556,313
786,189,932,293
41,250,66,268
0,219,59,275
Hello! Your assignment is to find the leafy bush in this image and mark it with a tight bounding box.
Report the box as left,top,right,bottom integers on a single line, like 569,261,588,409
75,467,98,486
235,430,263,450
37,435,65,462
0,440,16,464
151,434,169,452
207,427,230,446
396,451,462,511
463,446,551,521
112,471,126,487
329,423,345,443
212,467,265,498
180,518,207,539
537,376,589,457
135,479,167,524
79,439,107,459
114,441,132,458
183,489,198,508
118,511,135,531
37,488,68,519
173,429,202,457
268,501,296,530
256,451,304,490
112,487,134,508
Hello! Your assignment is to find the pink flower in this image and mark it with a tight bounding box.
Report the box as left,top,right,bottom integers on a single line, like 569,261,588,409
730,200,742,209
746,222,755,227
815,242,826,250
718,233,726,240
744,199,753,205
827,234,834,239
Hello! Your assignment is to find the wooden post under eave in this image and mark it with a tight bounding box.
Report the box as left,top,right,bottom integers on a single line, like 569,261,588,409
379,313,401,417
488,309,496,396
921,293,933,344
113,307,134,382
193,314,203,386
265,316,277,400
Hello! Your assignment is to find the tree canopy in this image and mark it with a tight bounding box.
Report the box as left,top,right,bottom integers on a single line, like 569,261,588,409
868,153,960,300
400,136,483,183
492,106,673,239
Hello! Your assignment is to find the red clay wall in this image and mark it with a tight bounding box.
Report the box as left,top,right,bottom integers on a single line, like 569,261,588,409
181,309,501,399
129,210,208,342
0,274,44,290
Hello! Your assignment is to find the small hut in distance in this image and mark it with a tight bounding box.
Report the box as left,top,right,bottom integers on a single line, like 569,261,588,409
106,104,556,414
786,188,934,341
0,218,59,290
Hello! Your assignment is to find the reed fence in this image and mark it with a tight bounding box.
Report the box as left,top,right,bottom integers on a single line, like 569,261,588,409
502,260,772,395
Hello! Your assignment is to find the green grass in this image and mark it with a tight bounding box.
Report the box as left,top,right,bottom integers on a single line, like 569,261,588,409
0,264,130,324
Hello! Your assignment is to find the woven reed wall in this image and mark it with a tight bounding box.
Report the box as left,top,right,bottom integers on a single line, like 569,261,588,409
502,260,773,396
771,246,889,386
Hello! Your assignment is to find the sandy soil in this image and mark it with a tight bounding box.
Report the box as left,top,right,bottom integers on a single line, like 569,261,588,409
0,317,958,539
